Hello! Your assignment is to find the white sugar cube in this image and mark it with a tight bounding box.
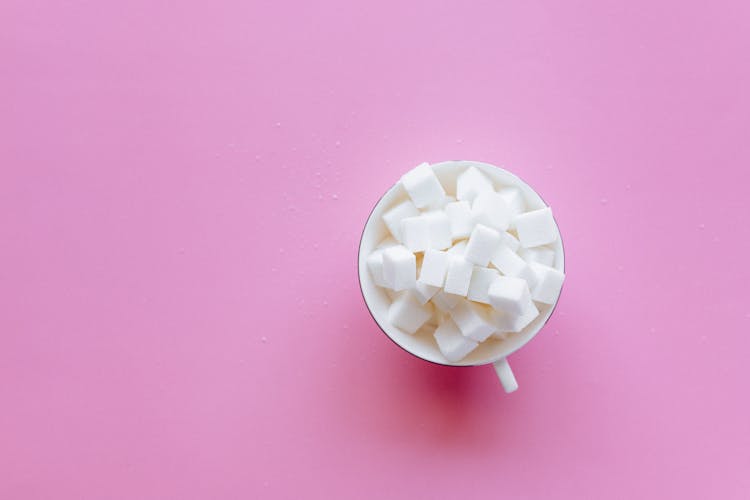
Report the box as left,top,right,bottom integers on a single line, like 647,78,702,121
401,216,430,252
424,211,452,250
472,192,511,231
492,298,539,334
490,245,526,275
457,166,493,203
382,200,419,242
382,245,416,291
490,245,539,289
400,162,446,209
388,292,433,334
467,267,499,304
434,318,478,362
444,255,473,296
519,246,555,267
413,281,440,305
444,201,474,240
419,249,449,287
447,240,467,255
488,276,531,315
529,262,565,304
514,207,558,248
450,300,496,342
500,231,521,252
464,224,501,266
512,298,539,332
366,249,388,287
497,187,525,222
431,290,461,311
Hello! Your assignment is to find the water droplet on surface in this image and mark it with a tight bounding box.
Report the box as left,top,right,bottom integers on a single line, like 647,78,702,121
317,193,323,200
255,155,261,161
323,300,328,306
625,184,631,190
274,122,281,127
600,198,608,205
649,327,656,333
335,141,341,147
332,193,339,200
261,336,267,343
617,265,624,272
456,138,463,144
698,223,705,230
279,248,285,253
313,243,319,249
271,267,277,272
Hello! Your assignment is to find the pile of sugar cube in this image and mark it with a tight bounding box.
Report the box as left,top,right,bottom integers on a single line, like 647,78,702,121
367,162,565,363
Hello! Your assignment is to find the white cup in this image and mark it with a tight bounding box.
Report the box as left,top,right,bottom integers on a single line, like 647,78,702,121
358,160,565,393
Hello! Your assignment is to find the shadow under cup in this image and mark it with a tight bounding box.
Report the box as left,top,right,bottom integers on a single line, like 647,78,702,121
358,160,565,368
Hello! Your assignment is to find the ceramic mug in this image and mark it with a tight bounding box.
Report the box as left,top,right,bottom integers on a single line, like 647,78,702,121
358,160,565,392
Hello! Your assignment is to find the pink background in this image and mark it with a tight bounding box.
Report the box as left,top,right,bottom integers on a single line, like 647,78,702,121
2,1,749,498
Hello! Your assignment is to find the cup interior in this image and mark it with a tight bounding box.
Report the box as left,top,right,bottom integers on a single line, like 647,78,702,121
358,160,565,366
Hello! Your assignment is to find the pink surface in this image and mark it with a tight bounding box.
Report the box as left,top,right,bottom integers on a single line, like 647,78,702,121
2,1,749,498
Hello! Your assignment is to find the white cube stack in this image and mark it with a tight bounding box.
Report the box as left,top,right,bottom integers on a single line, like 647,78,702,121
368,162,565,363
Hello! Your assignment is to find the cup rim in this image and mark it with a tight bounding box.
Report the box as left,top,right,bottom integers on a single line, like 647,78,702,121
357,160,566,367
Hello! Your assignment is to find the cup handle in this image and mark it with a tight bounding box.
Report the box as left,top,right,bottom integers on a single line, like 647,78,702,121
493,358,518,393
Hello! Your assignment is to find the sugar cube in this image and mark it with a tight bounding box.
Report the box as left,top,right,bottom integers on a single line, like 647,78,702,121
424,211,452,250
431,290,461,311
464,224,501,266
382,245,416,291
513,299,540,332
529,262,565,304
450,300,496,342
444,255,473,296
490,245,539,289
488,276,531,315
514,207,558,248
492,298,539,334
472,192,511,231
401,216,431,252
388,292,433,334
419,249,449,287
497,187,525,222
467,267,499,304
519,246,555,267
382,200,419,242
400,162,446,208
444,201,474,240
434,318,479,362
456,166,493,203
413,280,440,305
